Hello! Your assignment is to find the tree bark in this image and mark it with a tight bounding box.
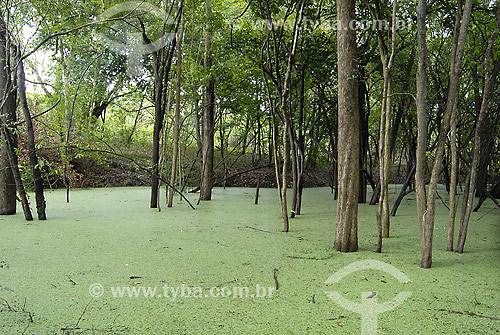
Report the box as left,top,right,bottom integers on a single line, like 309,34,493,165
334,0,359,252
0,126,33,220
290,123,298,218
457,3,500,253
415,0,430,268
416,0,473,267
145,14,178,208
168,9,185,208
358,73,368,204
295,64,306,215
447,0,465,251
375,0,398,242
17,58,47,220
200,0,215,201
390,164,416,217
0,17,15,216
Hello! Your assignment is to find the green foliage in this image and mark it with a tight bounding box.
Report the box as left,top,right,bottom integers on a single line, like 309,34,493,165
3,0,499,188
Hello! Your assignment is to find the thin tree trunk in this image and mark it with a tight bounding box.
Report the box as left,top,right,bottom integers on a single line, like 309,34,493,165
257,115,262,163
195,98,202,154
373,0,398,242
145,13,178,208
220,112,227,188
255,176,260,204
281,119,290,231
391,164,416,216
296,65,306,215
168,9,184,208
260,0,303,231
457,4,500,253
61,47,72,203
447,0,464,251
447,98,459,251
17,59,46,220
417,0,473,267
242,115,249,155
415,0,430,267
290,127,298,218
268,117,273,166
151,71,164,208
358,73,368,204
200,0,215,201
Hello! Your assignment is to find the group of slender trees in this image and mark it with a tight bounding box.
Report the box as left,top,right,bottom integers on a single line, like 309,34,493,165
0,0,499,269
335,0,500,268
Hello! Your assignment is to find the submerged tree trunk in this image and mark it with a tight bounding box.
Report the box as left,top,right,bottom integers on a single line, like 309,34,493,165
168,9,185,208
334,0,359,252
145,13,178,208
260,0,303,231
280,118,290,231
0,17,15,216
17,58,47,220
295,65,306,215
372,0,398,245
0,126,33,221
457,3,500,253
358,74,369,204
0,125,15,215
416,0,473,268
290,125,298,219
415,0,430,268
447,0,465,251
200,0,215,201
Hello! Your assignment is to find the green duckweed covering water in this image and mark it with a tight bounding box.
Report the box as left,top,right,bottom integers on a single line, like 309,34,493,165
1,186,499,334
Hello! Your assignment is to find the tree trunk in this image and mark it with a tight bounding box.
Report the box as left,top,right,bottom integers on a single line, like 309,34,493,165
358,75,368,204
168,9,185,208
390,164,416,216
447,87,459,251
295,65,306,215
17,58,47,220
474,118,494,198
255,176,260,204
372,0,398,242
0,126,15,215
415,0,430,268
416,0,473,267
334,0,359,252
0,126,33,221
280,118,290,231
195,98,202,154
457,3,500,253
290,126,298,219
257,115,262,163
447,0,465,251
60,47,72,203
0,17,15,216
150,70,164,208
200,0,215,201
145,14,178,208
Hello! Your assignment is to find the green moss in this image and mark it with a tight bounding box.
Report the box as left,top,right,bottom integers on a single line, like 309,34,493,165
0,186,499,334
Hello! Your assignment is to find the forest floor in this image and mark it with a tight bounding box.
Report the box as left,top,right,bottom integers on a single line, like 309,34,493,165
67,155,334,189
1,186,499,334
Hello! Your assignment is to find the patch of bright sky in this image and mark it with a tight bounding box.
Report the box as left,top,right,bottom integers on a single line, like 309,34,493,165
22,24,53,95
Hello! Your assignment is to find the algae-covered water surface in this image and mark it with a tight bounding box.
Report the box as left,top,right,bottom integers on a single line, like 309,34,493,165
1,186,499,334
